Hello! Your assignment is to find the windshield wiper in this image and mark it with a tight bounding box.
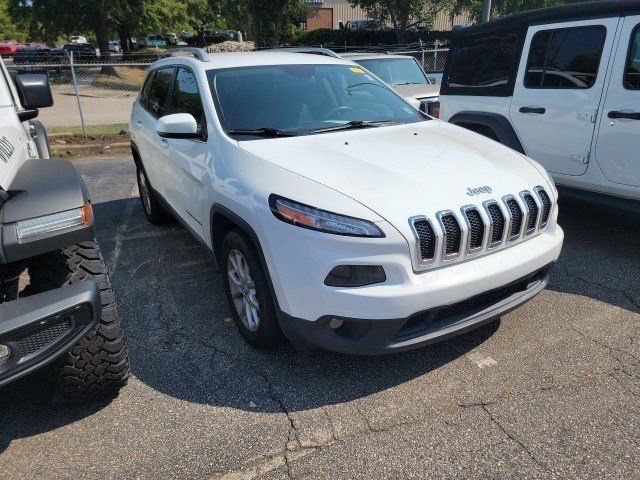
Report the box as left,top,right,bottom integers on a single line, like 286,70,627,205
310,120,395,134
227,127,297,138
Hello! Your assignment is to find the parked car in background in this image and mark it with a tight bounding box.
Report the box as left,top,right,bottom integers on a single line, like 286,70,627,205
341,53,440,116
129,49,562,354
68,35,88,45
440,0,640,206
13,44,66,67
62,43,98,62
109,40,121,53
345,20,383,31
165,33,179,45
146,35,167,48
0,40,22,56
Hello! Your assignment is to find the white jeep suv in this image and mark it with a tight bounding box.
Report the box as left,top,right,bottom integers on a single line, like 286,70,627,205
440,1,640,206
129,48,564,354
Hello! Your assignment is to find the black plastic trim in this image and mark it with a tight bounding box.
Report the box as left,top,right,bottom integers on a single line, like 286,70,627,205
0,281,100,387
449,111,526,154
30,120,51,159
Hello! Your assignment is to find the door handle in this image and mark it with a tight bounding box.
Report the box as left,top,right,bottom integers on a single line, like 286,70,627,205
608,110,640,120
519,106,546,114
160,138,169,148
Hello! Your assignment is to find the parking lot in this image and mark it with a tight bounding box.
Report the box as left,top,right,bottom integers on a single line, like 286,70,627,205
0,154,639,479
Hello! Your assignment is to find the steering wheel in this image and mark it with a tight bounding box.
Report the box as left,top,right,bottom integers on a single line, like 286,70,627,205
323,106,355,120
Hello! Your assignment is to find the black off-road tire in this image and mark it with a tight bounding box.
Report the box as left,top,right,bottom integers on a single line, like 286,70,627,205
136,166,173,225
222,230,285,349
24,240,130,402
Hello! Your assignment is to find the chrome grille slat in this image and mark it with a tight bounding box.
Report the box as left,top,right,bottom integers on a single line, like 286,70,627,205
410,187,554,271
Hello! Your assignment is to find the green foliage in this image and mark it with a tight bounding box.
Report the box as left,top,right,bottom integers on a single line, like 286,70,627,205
436,0,592,23
0,0,26,41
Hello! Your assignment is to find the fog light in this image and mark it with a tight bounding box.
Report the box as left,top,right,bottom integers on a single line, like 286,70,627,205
324,265,386,287
328,318,344,330
0,344,10,365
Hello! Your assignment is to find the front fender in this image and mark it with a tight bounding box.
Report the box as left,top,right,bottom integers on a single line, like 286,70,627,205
0,158,94,262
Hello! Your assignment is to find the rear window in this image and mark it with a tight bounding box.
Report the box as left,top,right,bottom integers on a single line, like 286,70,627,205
625,24,640,90
524,25,607,89
443,32,521,96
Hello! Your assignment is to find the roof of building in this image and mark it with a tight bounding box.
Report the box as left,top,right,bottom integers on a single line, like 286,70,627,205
452,0,640,38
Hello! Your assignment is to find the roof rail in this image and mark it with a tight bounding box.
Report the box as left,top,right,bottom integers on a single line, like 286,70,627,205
266,47,341,59
161,47,209,62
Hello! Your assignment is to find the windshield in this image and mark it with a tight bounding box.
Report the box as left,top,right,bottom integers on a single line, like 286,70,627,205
355,58,428,85
207,64,424,138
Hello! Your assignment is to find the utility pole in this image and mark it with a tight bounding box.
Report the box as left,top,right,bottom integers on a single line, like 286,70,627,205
482,0,491,22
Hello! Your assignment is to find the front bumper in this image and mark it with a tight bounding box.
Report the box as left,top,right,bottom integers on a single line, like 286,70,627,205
279,263,552,355
0,281,100,387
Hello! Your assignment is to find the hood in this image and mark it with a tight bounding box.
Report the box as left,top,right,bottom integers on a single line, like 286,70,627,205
393,83,440,100
239,121,549,238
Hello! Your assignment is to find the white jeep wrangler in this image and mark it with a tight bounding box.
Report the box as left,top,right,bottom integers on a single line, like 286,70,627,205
130,48,563,355
440,0,640,206
0,57,129,400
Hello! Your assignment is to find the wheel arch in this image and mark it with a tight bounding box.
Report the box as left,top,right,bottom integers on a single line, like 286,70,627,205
130,141,143,169
209,203,286,321
449,111,525,154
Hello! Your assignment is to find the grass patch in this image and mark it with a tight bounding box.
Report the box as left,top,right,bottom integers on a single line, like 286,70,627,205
49,123,129,137
90,66,147,92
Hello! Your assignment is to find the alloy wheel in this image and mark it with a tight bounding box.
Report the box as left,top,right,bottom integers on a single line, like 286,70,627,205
227,249,260,332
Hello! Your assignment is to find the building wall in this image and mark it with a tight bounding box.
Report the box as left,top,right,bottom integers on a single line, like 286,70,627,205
306,0,472,31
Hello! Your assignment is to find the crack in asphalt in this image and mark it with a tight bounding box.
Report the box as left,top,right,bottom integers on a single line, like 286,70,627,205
480,405,559,478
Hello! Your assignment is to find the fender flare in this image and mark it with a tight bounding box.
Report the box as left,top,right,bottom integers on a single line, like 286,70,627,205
449,111,525,154
0,158,93,262
30,120,51,159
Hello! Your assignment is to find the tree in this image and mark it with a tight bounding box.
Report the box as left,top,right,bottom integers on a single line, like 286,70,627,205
349,0,434,42
0,0,26,41
435,0,591,24
212,0,308,47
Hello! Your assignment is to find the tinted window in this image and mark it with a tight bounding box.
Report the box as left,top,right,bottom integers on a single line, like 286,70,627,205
525,25,606,89
140,71,155,108
170,68,205,131
355,58,428,85
625,25,640,90
147,68,173,117
207,64,423,137
446,34,520,91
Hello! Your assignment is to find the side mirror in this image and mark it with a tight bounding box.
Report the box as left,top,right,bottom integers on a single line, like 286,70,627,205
156,113,202,139
13,74,54,110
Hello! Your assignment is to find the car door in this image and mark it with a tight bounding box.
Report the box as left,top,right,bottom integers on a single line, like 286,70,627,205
594,16,640,187
138,66,175,199
162,66,208,237
509,19,619,176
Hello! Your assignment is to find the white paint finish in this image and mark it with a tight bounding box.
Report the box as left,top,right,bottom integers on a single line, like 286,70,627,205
594,15,640,188
130,51,564,323
509,18,620,177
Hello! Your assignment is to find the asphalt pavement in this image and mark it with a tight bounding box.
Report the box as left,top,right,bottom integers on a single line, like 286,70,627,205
0,155,638,479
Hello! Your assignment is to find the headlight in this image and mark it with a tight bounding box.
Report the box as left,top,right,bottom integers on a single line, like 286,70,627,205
269,195,384,238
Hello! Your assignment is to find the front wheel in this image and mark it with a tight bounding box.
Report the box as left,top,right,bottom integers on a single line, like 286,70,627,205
24,240,130,402
222,231,285,349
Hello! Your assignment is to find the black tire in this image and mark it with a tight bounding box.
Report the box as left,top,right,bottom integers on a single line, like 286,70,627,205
136,166,172,225
222,230,285,349
23,241,130,402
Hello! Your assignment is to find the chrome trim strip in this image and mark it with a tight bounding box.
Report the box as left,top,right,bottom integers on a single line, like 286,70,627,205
482,200,506,249
409,216,438,266
436,210,461,261
460,205,485,255
533,186,550,229
519,190,537,236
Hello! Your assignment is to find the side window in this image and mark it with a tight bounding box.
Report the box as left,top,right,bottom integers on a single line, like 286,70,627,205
146,67,174,118
139,71,155,109
524,25,606,89
625,25,640,90
170,67,205,132
445,33,520,95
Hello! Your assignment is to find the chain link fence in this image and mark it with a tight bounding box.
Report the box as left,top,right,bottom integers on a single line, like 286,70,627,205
5,42,448,147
